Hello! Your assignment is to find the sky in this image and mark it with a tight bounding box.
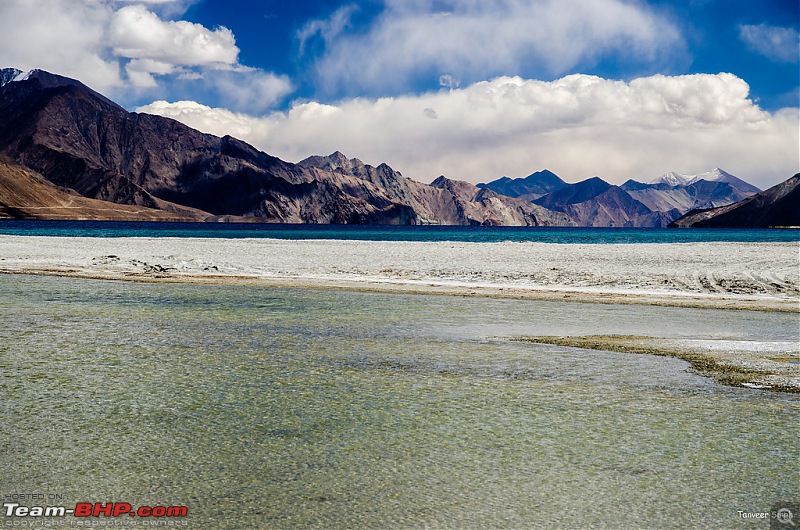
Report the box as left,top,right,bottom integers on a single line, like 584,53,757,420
0,0,798,188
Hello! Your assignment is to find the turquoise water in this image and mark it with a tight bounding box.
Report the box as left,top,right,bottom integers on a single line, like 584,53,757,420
1,274,797,528
0,220,797,243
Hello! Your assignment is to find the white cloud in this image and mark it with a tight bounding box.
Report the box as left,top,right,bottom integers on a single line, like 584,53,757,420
112,0,198,18
125,58,176,88
739,24,799,63
137,100,259,139
203,69,294,114
298,4,358,55
438,74,459,90
107,4,239,83
0,0,122,93
0,0,288,109
306,0,684,96
137,73,799,190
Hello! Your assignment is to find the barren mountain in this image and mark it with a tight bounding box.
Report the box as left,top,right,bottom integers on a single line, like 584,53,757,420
0,158,202,221
477,170,567,201
299,153,574,226
670,174,800,228
0,68,574,225
622,172,758,215
648,168,760,194
481,167,760,227
532,177,674,227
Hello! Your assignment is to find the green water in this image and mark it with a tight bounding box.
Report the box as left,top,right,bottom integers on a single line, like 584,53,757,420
0,275,797,529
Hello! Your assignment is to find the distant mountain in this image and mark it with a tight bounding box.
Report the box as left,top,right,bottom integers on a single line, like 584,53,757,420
621,177,756,215
648,168,760,194
0,68,771,228
649,171,693,188
670,174,800,228
533,177,611,210
299,153,573,226
532,177,673,227
477,170,567,200
0,68,574,226
478,167,761,227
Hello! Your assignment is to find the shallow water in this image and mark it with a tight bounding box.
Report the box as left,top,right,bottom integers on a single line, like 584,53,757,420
1,275,797,529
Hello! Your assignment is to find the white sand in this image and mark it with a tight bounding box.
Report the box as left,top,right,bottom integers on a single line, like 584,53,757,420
0,235,798,311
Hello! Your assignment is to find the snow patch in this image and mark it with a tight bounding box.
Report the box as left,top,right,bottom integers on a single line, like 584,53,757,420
649,171,693,187
648,168,759,192
0,67,24,87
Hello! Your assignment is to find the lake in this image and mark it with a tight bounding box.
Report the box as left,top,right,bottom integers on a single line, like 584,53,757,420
1,274,797,528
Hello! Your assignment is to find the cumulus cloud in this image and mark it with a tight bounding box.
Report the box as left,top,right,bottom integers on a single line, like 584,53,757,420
202,69,294,114
111,0,198,19
0,0,122,93
305,0,685,96
0,0,288,110
739,24,800,63
105,4,243,88
113,0,194,8
137,73,798,190
107,5,238,68
137,100,259,140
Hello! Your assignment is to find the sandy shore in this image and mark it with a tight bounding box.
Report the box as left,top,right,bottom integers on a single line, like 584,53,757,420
0,235,798,312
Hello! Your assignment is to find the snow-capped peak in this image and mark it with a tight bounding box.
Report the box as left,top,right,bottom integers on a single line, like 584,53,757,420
649,168,760,193
690,168,730,184
689,168,761,193
650,168,733,187
0,67,27,88
649,171,693,187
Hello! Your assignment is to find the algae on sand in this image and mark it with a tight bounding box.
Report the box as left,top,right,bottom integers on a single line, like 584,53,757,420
510,335,800,393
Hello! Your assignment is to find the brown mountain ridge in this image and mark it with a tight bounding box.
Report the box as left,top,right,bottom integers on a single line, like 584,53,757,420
0,68,783,227
0,68,571,226
670,174,800,228
0,157,202,221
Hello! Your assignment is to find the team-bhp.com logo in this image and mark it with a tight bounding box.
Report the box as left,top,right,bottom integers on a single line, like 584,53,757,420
4,502,188,518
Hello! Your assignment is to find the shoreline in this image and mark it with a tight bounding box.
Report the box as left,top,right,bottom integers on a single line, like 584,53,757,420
2,267,798,312
0,235,797,312
3,234,798,393
510,335,800,393
5,268,798,393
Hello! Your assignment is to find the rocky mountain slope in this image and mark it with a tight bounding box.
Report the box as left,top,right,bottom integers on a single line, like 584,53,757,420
622,169,758,217
481,167,761,227
0,68,573,226
477,170,567,201
298,152,573,226
0,68,775,227
648,168,761,194
531,177,675,227
0,158,202,221
669,174,800,228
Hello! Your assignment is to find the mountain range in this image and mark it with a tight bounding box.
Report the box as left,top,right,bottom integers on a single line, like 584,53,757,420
0,68,573,226
0,68,794,227
670,174,800,228
477,167,763,227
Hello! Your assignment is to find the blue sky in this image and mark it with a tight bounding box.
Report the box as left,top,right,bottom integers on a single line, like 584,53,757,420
0,0,798,187
180,0,799,111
